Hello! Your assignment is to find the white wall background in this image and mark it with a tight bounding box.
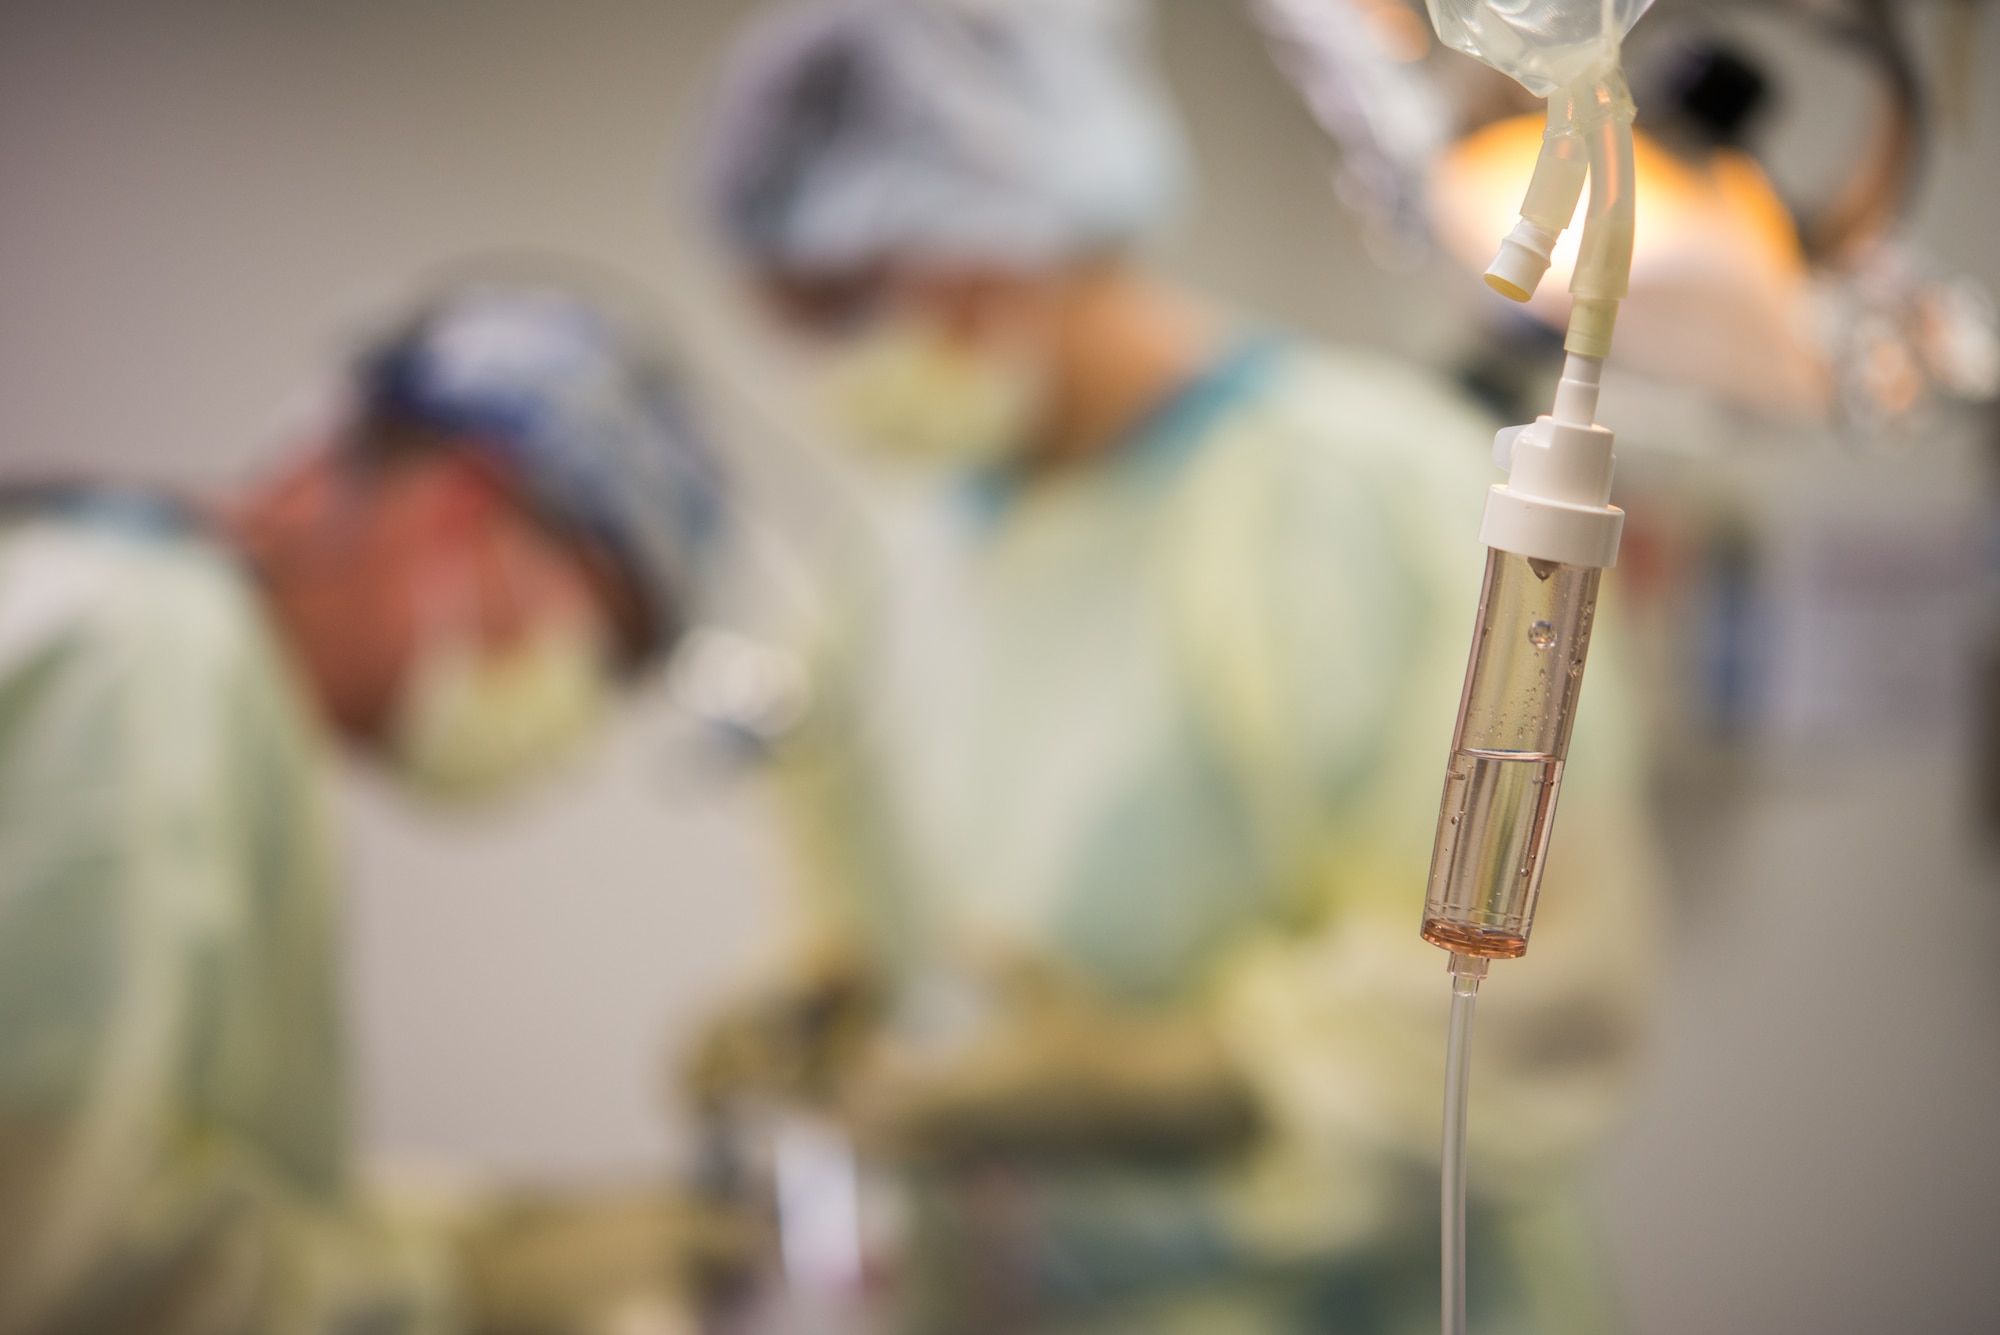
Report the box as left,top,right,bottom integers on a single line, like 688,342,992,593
3,3,1998,1331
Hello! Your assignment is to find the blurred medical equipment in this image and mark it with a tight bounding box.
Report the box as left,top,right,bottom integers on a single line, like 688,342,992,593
1249,0,1451,263
694,1111,872,1334
681,958,886,1333
1255,0,1999,435
1413,4,1650,1334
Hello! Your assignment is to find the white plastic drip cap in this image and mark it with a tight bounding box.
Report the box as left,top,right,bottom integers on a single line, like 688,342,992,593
1479,416,1624,569
1484,220,1559,303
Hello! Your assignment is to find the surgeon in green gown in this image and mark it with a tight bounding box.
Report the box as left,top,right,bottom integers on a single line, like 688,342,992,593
0,285,724,1335
688,2,1663,1332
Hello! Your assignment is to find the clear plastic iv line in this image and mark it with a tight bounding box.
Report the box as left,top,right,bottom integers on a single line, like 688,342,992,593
1440,952,1486,1335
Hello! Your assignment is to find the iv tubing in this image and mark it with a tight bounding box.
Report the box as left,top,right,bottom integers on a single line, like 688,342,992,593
1564,73,1636,359
1482,74,1637,358
1486,93,1587,301
1441,953,1486,1335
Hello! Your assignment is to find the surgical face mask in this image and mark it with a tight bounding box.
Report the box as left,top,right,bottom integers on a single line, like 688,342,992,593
389,599,611,802
816,318,1044,468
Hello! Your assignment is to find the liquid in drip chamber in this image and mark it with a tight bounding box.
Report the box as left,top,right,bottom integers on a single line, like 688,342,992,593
1422,552,1599,958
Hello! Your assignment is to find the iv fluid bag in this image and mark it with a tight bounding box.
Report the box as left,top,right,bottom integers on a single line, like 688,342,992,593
1425,0,1653,95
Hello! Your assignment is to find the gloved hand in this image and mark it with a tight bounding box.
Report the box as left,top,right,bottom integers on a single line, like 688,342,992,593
679,948,883,1114
841,960,1260,1167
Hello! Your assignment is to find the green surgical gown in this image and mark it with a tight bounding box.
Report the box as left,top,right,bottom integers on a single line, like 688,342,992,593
0,510,449,1335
